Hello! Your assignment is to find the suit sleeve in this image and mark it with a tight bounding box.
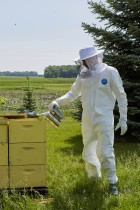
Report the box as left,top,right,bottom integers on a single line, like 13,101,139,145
110,68,128,121
55,77,81,106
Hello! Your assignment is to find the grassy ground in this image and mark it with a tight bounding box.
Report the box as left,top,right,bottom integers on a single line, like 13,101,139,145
45,118,140,210
0,77,140,209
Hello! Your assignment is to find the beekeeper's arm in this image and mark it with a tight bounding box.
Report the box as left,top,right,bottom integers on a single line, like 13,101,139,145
48,77,81,109
110,69,128,135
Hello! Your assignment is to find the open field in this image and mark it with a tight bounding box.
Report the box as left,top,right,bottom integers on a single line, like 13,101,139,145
0,76,75,114
0,76,75,90
0,76,140,210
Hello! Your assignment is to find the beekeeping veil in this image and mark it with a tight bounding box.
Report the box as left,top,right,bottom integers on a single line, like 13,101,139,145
75,46,106,78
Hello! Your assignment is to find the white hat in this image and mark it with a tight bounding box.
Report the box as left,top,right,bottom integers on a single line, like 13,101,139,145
79,46,104,61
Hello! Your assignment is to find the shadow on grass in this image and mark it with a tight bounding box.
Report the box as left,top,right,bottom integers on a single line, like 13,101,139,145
70,178,108,210
59,133,140,160
49,177,119,210
114,140,140,158
58,135,83,156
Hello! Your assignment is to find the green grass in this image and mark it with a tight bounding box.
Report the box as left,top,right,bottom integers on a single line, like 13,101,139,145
0,77,140,209
45,117,140,210
0,76,74,90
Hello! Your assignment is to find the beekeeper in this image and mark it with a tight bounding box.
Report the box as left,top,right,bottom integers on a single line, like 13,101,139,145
48,46,128,195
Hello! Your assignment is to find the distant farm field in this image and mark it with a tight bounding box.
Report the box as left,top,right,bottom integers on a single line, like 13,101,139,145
0,76,75,90
0,76,75,114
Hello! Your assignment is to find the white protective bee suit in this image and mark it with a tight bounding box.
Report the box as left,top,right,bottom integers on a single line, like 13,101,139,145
48,46,127,184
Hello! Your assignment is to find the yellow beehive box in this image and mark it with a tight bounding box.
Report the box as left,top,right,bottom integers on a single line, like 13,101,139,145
0,143,8,165
9,142,46,165
0,114,26,119
0,119,8,143
9,119,46,143
10,165,46,188
0,166,9,188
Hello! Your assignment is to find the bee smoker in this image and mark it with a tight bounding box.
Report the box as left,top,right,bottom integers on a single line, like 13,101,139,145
27,105,64,127
43,105,64,127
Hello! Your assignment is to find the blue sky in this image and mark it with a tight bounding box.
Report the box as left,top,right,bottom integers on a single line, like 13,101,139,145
0,0,105,74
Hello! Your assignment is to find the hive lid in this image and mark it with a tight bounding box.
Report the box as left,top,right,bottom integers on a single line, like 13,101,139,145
0,114,27,119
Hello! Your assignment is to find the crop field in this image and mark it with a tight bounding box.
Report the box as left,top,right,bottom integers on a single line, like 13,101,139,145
0,76,75,114
0,76,140,210
0,77,75,90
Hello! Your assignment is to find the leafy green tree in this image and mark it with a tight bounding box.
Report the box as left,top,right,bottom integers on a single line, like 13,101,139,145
44,65,79,78
73,0,140,141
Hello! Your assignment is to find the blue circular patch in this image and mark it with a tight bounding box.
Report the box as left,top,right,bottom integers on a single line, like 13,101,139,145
101,79,108,85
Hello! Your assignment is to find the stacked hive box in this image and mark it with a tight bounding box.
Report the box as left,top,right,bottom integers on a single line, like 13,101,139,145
0,119,9,188
0,115,47,192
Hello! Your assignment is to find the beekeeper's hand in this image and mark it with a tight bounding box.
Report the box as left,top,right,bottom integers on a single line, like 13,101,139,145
115,118,127,135
48,100,59,110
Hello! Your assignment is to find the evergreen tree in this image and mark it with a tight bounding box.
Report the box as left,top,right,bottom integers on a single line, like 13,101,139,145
18,77,36,113
73,0,140,141
0,96,7,106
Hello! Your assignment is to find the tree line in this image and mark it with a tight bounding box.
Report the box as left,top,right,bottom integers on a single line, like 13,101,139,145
44,65,79,78
0,71,39,77
0,66,80,78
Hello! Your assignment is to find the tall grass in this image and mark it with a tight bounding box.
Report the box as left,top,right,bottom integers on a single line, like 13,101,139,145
45,117,140,210
0,77,140,209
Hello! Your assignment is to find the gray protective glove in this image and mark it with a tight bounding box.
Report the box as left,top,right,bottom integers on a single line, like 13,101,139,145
48,100,59,110
115,118,127,135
